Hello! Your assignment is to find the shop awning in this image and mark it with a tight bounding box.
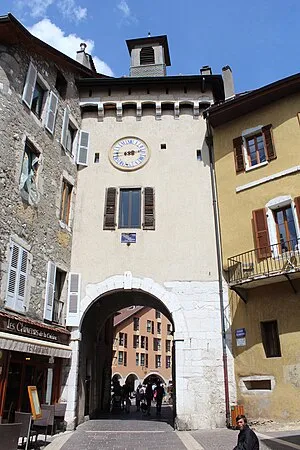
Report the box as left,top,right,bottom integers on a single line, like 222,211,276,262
0,331,72,358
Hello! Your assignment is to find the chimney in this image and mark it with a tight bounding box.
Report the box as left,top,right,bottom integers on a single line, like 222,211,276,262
200,65,212,75
76,42,92,70
222,65,235,99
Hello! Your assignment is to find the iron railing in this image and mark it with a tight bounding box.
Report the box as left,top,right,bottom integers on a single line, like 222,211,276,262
228,239,300,285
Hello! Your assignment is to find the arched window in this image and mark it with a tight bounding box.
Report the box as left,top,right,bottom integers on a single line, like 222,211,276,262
140,46,155,65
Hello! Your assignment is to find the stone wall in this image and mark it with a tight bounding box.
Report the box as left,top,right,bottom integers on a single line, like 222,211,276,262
0,42,80,321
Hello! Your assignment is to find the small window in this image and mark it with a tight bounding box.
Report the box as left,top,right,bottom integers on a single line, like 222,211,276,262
196,150,202,161
60,179,72,225
155,310,161,319
55,71,67,99
118,351,124,365
119,188,141,229
157,322,161,334
66,122,76,154
19,141,40,205
119,332,125,346
167,324,172,335
136,353,139,366
160,144,166,150
166,356,171,369
94,153,100,163
52,268,66,324
141,336,146,349
147,320,152,333
145,353,148,368
153,338,161,351
140,353,145,366
246,133,266,167
155,355,161,368
140,46,155,65
261,320,281,358
31,81,45,118
166,340,171,352
244,379,271,390
133,335,139,348
133,317,139,331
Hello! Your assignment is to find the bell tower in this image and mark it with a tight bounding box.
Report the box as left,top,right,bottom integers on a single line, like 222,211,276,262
126,34,171,77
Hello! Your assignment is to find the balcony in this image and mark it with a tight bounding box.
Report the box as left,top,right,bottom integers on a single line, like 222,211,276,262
227,239,300,300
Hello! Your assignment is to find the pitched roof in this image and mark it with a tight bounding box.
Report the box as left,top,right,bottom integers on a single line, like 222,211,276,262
113,306,146,327
0,13,106,77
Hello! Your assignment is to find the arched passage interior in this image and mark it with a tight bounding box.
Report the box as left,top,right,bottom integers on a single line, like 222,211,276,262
77,289,175,423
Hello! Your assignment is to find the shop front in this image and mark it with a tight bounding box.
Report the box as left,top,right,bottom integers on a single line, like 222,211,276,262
0,312,71,422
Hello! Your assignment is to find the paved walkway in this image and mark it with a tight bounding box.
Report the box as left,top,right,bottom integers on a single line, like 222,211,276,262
44,407,300,450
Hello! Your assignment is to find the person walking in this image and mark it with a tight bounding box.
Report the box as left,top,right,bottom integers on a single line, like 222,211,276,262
154,381,164,416
233,415,259,450
145,381,153,416
135,384,142,412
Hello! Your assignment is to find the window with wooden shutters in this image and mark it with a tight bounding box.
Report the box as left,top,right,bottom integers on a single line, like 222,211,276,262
45,91,58,134
6,242,29,312
143,187,155,230
44,261,56,321
103,187,117,230
233,136,245,173
22,62,38,109
66,273,81,326
77,131,90,166
252,208,271,259
140,46,155,65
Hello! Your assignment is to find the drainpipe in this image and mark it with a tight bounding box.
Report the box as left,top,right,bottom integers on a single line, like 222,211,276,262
205,113,231,427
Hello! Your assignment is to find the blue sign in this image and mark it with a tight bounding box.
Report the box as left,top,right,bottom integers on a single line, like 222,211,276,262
235,328,246,338
121,233,136,244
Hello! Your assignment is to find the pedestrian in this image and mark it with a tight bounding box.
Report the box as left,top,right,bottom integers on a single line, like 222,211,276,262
233,415,259,450
145,381,153,416
135,384,142,412
122,382,131,413
154,381,164,416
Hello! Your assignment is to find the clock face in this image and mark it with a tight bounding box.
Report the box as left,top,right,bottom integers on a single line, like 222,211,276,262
109,137,150,171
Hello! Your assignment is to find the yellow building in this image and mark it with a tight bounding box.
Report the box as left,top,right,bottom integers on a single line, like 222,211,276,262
207,73,300,422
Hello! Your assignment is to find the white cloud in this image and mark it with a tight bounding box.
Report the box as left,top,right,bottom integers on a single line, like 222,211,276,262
117,0,137,24
15,0,87,22
28,19,114,76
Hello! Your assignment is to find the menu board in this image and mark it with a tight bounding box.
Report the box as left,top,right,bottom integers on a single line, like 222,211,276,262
27,386,42,419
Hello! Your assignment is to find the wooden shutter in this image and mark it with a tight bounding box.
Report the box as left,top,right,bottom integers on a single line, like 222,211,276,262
6,243,28,312
66,273,81,326
45,91,58,134
262,124,276,161
143,187,155,230
252,208,271,259
77,131,89,166
61,107,70,150
233,136,245,173
44,261,56,321
22,62,37,108
103,187,117,230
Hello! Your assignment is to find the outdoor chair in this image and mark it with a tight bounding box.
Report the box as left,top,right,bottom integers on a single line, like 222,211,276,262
0,422,21,450
15,411,38,450
54,403,67,432
41,404,55,435
32,408,51,444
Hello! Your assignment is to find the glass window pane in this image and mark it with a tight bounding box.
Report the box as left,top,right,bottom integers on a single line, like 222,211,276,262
131,189,141,227
119,190,130,227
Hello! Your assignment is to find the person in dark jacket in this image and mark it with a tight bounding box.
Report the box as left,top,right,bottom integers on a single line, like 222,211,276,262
233,415,259,450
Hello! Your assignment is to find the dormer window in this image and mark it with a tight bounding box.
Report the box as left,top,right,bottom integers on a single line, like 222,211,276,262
140,46,155,65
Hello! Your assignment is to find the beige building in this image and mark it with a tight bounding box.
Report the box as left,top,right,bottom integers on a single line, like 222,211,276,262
112,306,173,389
207,73,300,422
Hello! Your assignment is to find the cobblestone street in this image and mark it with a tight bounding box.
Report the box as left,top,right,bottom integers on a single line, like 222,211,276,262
44,406,300,450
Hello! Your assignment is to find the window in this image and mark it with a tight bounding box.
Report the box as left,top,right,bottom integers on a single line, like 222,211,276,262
274,206,298,252
166,340,171,352
147,320,152,333
261,320,281,358
119,332,125,346
140,46,155,65
155,310,161,319
60,180,73,225
153,338,161,351
245,133,266,167
118,351,127,365
136,353,139,366
155,355,161,368
6,241,29,312
141,336,146,349
61,107,90,165
19,141,40,205
157,322,161,334
31,81,45,118
55,70,67,99
196,150,202,161
119,188,141,228
167,324,172,335
133,317,139,331
166,356,171,369
145,354,148,368
103,187,155,230
133,335,139,348
52,268,66,324
140,353,145,366
233,125,276,172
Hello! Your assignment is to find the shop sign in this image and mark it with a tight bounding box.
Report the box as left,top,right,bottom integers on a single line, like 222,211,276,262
235,328,246,347
121,233,136,244
0,315,69,345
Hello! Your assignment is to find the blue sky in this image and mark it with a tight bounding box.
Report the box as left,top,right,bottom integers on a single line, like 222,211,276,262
1,0,299,92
